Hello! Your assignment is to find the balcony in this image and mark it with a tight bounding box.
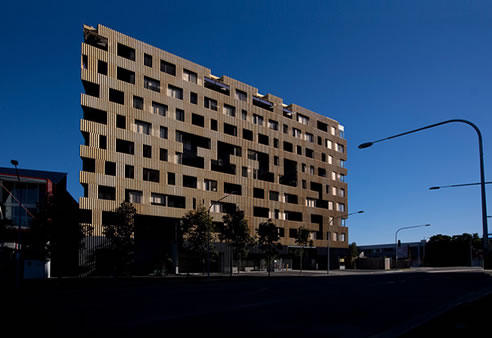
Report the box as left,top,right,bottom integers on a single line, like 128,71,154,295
253,96,274,112
211,159,236,175
204,77,230,95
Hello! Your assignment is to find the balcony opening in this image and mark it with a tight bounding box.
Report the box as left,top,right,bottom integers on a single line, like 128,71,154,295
83,26,108,51
116,139,134,155
82,106,107,125
143,168,160,183
82,157,95,173
283,108,293,119
317,120,328,132
253,188,264,199
253,206,269,218
242,128,253,141
183,175,197,189
280,159,297,187
224,123,238,137
175,130,210,169
144,76,160,92
286,211,303,222
161,60,176,76
98,185,115,200
192,113,205,127
98,60,107,75
82,80,99,97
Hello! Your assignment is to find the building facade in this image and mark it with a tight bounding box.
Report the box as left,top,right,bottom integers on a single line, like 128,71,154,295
80,24,348,272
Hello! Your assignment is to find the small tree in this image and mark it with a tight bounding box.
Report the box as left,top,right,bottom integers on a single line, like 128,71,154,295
295,226,313,275
349,242,359,269
257,219,282,277
180,205,215,274
102,201,136,275
219,207,255,276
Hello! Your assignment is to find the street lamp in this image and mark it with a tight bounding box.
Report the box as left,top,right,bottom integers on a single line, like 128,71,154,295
207,191,235,278
359,119,488,255
395,224,431,270
429,182,492,190
11,160,22,286
327,210,364,274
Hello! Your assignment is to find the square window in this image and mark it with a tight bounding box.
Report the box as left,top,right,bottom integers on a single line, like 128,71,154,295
160,126,168,139
143,144,152,158
98,60,108,75
183,69,197,83
105,161,116,176
176,109,185,121
190,92,198,104
133,96,144,110
116,115,126,129
152,101,167,116
125,165,134,179
160,148,168,161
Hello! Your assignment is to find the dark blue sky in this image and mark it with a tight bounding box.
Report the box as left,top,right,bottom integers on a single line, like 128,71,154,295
1,0,491,245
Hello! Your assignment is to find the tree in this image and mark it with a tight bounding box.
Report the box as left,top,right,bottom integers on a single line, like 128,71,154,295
294,226,313,275
102,201,136,275
180,205,215,274
257,219,282,277
218,207,255,276
348,242,359,269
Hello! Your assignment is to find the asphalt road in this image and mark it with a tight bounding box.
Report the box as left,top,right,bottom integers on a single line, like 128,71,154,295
7,269,492,337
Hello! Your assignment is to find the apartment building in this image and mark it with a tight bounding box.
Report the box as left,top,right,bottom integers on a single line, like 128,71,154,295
80,24,348,272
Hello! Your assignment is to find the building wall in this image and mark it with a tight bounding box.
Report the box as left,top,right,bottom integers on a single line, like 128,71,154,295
79,24,348,250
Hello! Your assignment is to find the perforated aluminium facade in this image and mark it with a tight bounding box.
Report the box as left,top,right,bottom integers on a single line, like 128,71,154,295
79,24,348,255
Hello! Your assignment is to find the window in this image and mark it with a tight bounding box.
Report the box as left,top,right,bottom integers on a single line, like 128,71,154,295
273,138,279,148
328,155,333,164
166,85,182,99
152,101,167,116
81,80,99,97
224,183,242,195
144,76,160,92
151,193,166,206
283,141,293,153
326,140,332,149
175,131,183,142
235,89,247,102
159,126,168,139
133,96,144,110
293,128,302,138
192,113,205,127
305,148,314,158
116,139,134,155
175,109,185,121
168,172,175,185
302,164,306,173
135,120,151,135
338,203,345,212
175,152,182,164
253,207,269,218
297,145,302,155
98,60,107,75
283,124,288,134
253,188,264,199
258,133,269,145
247,149,258,161
224,123,238,136
116,115,126,129
253,114,264,126
285,193,298,204
317,121,328,132
242,129,253,141
126,189,142,204
99,135,107,150
117,67,135,84
98,185,115,200
183,175,197,188
109,88,124,104
204,179,217,191
242,166,248,177
190,92,198,104
306,198,315,208
117,43,135,61
274,156,279,166
331,126,337,135
318,168,326,177
241,110,247,121
144,53,152,67
318,136,322,145
310,166,315,175
223,104,236,117
305,133,314,142
161,60,176,75
337,143,345,153
321,153,326,162
82,55,88,69
182,69,197,83
204,97,218,111
339,188,345,197
143,145,152,158
211,119,218,131
268,120,278,131
125,165,134,179
297,113,309,125
269,191,279,201
143,168,160,182
160,148,168,161
302,180,307,189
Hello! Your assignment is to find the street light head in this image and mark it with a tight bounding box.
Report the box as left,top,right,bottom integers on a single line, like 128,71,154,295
429,186,441,190
425,224,431,227
11,160,19,166
357,210,364,214
358,142,373,149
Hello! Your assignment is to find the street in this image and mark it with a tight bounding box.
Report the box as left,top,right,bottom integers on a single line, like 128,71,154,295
7,268,492,337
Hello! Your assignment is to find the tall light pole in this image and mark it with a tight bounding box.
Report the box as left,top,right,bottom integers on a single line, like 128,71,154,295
207,192,235,278
395,224,431,270
429,182,492,190
327,210,364,274
359,119,488,256
11,160,22,286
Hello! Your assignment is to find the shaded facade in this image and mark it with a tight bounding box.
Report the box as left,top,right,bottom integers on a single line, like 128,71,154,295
80,24,348,272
